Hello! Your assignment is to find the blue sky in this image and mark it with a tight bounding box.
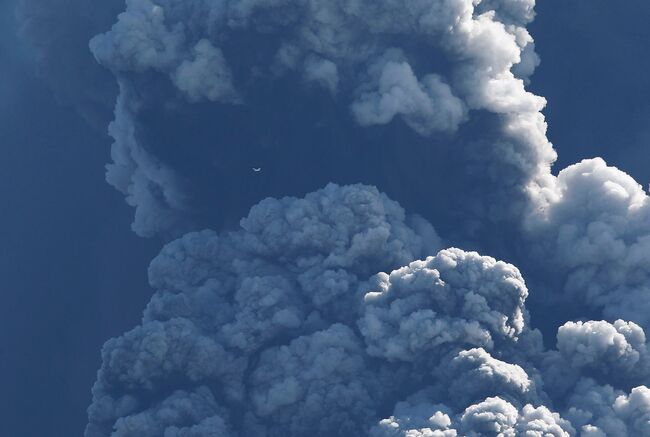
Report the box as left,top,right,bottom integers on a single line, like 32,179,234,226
0,4,158,434
531,0,650,184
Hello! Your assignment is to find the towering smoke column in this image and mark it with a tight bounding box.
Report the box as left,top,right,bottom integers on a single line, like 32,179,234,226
79,0,650,436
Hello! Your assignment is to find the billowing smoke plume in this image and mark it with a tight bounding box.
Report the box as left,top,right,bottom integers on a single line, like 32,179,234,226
86,184,443,435
523,158,650,330
17,0,646,434
87,0,554,239
85,184,650,436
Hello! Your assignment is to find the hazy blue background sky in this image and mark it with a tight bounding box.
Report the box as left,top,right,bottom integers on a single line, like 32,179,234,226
1,1,649,436
531,0,650,184
0,3,158,434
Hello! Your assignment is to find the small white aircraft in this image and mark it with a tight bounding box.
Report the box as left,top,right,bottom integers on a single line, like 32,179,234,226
252,167,262,172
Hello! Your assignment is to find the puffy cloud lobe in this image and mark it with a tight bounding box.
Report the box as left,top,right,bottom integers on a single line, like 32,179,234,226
370,401,458,436
90,0,185,74
105,87,194,237
542,320,650,406
358,248,528,362
443,348,536,407
525,158,650,327
460,397,520,436
248,324,381,436
145,183,441,325
85,318,245,436
613,386,650,436
372,397,574,437
236,183,440,273
351,50,467,135
556,319,650,385
172,39,240,103
564,379,650,436
96,318,230,390
516,404,575,437
580,425,607,437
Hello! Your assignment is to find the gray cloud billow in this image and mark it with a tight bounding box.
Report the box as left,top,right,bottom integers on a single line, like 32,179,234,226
18,0,650,434
86,183,443,436
524,158,650,329
85,0,551,239
84,185,650,436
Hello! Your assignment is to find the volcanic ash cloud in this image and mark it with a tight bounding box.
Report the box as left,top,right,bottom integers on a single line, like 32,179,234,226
76,0,650,435
88,0,553,239
86,184,650,436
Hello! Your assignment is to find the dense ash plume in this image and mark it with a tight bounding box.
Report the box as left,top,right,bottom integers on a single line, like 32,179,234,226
523,158,650,329
85,184,650,436
38,0,648,435
87,0,553,240
15,0,123,127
